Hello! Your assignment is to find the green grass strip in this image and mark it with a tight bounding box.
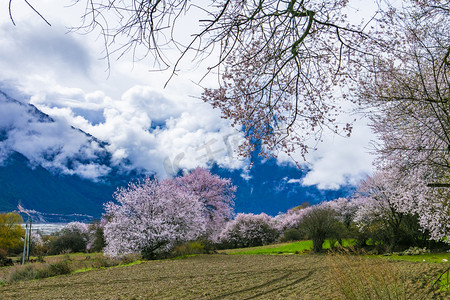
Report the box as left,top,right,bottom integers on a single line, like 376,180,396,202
222,239,356,255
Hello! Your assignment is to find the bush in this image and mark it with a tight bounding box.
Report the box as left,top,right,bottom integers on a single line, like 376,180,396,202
280,228,304,242
49,230,87,255
356,213,429,253
93,255,121,268
298,207,344,253
92,253,140,268
0,248,13,267
9,261,73,283
8,265,37,283
172,241,206,257
36,261,72,278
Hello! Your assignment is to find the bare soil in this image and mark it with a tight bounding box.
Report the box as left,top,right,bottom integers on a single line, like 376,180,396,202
0,254,446,299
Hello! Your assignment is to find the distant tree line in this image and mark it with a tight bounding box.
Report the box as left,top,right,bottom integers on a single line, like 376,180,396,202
2,165,447,265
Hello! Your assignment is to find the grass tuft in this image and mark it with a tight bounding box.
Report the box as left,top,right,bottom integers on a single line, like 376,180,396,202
328,248,411,299
8,261,72,283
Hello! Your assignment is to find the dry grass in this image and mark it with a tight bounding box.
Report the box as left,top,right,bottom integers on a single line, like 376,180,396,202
0,254,447,299
327,248,446,300
0,253,140,285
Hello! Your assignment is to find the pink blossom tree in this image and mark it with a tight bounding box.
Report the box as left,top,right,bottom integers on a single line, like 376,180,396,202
354,1,449,246
352,171,409,251
175,168,236,242
273,206,311,232
63,222,89,235
358,1,449,174
352,165,449,249
219,213,279,248
103,178,205,258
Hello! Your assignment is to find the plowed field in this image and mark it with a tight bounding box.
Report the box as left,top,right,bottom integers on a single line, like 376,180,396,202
0,254,446,299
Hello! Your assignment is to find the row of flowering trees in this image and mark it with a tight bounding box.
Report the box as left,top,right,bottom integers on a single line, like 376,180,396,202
100,171,448,258
28,173,447,258
219,190,449,254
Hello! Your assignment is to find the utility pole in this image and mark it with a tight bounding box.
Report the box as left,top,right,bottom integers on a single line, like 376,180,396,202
27,217,32,261
22,217,32,264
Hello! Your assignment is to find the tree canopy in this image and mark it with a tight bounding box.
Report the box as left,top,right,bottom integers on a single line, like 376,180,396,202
0,212,25,253
7,1,448,164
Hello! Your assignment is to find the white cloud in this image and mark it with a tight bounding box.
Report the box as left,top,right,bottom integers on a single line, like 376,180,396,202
285,117,375,190
0,90,111,180
287,178,302,184
29,85,248,178
0,0,376,189
0,22,92,81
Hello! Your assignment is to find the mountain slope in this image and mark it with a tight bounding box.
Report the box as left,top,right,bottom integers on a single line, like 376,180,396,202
0,90,136,221
0,152,117,221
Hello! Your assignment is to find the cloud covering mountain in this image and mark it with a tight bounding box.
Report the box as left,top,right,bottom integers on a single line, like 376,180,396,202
0,90,113,180
0,2,376,217
28,85,249,179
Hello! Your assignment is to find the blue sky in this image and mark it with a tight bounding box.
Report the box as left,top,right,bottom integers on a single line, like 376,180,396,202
0,0,376,193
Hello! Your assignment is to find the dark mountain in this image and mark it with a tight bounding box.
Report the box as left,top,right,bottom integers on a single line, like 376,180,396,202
0,90,138,222
0,152,118,222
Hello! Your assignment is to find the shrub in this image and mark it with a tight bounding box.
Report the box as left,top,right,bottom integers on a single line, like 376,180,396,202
298,207,344,253
118,253,141,265
172,241,206,257
49,226,88,255
93,255,120,268
36,261,72,278
8,261,73,283
8,265,37,283
280,228,304,242
47,261,72,276
0,248,13,267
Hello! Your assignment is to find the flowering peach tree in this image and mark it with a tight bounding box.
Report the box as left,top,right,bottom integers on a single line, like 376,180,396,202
103,178,206,258
175,168,236,242
219,213,279,248
103,168,236,258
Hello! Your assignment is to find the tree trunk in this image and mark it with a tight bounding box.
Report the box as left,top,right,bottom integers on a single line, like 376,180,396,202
312,238,324,253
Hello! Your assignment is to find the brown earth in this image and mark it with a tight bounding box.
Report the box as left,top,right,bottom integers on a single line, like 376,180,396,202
0,254,446,299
